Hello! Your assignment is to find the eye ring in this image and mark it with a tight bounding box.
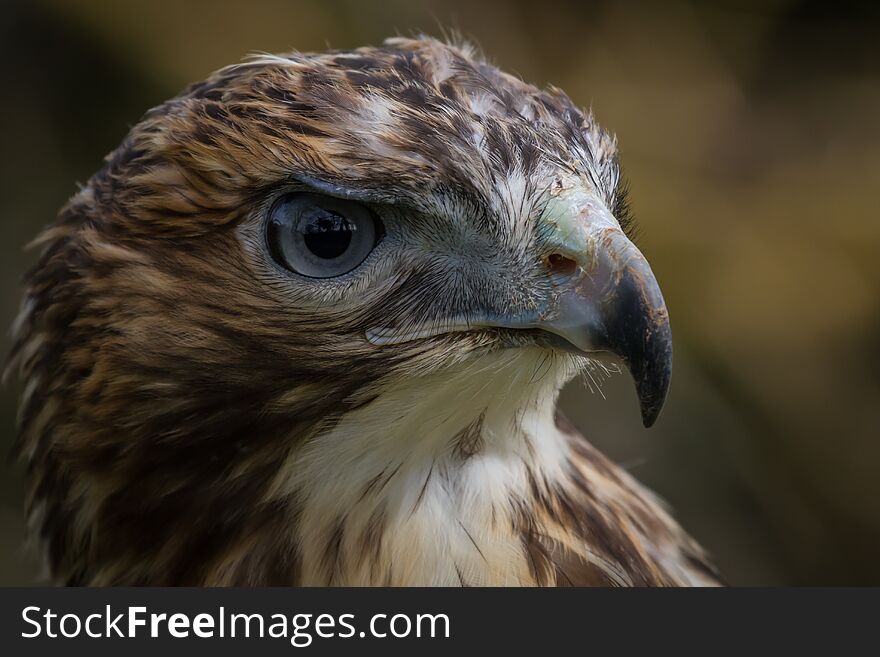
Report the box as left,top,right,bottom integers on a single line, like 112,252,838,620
266,192,384,278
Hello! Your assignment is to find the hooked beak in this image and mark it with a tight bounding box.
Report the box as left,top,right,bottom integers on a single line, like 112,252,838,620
539,229,672,427
533,192,672,427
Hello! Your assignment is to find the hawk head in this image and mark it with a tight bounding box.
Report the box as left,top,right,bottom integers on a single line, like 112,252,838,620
8,37,678,585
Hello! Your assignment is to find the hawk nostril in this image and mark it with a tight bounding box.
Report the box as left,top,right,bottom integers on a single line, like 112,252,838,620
546,252,578,277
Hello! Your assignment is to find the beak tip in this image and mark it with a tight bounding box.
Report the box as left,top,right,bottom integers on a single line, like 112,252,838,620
640,403,661,428
635,352,672,429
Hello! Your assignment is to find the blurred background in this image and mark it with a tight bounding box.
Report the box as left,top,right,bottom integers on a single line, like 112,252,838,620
1,0,878,585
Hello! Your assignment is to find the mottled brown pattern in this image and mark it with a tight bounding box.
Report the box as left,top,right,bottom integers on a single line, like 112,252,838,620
6,36,716,586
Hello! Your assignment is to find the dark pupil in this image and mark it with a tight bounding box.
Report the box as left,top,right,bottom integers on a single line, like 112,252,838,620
301,208,354,259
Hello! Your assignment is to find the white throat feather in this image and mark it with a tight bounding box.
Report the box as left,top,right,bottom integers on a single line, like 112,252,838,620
272,347,581,585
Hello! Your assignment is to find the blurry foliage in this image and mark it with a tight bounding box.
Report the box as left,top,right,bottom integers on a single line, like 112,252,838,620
1,0,878,584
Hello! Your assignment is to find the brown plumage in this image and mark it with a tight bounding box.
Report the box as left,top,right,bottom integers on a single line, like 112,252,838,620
6,36,719,586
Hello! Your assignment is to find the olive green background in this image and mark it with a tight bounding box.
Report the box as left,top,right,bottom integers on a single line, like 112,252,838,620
1,0,878,585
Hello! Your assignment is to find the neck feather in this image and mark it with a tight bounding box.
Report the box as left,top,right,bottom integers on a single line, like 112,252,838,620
269,348,580,585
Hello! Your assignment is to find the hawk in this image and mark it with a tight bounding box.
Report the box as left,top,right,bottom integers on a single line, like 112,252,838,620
7,37,719,586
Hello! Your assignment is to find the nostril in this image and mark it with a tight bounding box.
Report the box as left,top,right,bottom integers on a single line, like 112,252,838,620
546,252,578,277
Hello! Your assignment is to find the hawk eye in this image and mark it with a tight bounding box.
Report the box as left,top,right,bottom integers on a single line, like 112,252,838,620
267,193,382,278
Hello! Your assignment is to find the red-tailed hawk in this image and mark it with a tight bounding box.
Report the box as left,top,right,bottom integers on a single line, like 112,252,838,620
7,37,719,586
